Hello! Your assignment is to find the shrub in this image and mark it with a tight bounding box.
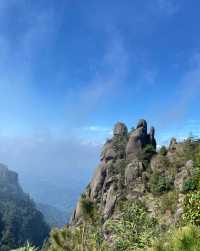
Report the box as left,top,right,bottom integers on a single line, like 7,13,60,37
11,242,38,251
80,196,95,221
159,146,167,156
105,201,158,251
160,191,178,214
150,172,172,195
46,224,109,251
112,135,127,159
182,191,200,226
139,144,156,168
182,178,197,192
149,225,200,251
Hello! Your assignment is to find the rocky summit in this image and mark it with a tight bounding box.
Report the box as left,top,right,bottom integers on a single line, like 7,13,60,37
45,119,200,251
71,119,158,224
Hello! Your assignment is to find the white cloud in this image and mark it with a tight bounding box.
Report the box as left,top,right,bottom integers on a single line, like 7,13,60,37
0,133,100,210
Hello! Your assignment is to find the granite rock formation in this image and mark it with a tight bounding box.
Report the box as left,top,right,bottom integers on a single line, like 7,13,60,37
71,119,157,223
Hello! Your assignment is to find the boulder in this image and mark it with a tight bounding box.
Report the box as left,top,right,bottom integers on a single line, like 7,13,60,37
103,184,117,220
137,119,147,133
125,160,144,186
149,127,156,149
169,138,177,151
126,119,148,160
113,122,128,137
90,163,107,200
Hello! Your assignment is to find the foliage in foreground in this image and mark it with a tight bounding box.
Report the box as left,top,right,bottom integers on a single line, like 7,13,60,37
45,196,109,251
105,201,158,251
45,201,158,251
11,242,38,251
149,225,200,251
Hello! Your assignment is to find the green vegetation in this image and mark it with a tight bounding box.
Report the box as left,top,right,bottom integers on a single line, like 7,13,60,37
138,144,156,168
159,191,178,214
149,225,200,251
149,171,172,194
182,178,197,192
17,138,200,251
45,196,108,251
112,135,127,159
0,166,49,251
182,191,200,226
105,201,158,251
159,146,167,156
11,242,38,251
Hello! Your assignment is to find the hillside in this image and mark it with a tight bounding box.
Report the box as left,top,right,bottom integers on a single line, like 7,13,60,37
36,203,68,228
44,119,200,251
0,164,50,251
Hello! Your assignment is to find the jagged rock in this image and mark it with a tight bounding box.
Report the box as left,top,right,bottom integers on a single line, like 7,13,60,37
174,167,188,191
185,160,193,174
70,200,82,224
126,119,156,160
169,138,177,151
150,154,168,173
125,160,144,186
100,140,114,162
101,123,128,162
103,184,117,220
90,163,107,200
70,119,195,230
113,122,128,137
137,119,147,132
148,127,156,149
126,123,146,160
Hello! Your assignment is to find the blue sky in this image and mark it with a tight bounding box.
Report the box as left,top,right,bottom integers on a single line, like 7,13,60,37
0,0,200,142
0,0,200,209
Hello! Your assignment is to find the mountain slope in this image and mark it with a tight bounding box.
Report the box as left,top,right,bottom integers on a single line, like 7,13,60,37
44,119,200,251
0,164,50,251
36,203,68,227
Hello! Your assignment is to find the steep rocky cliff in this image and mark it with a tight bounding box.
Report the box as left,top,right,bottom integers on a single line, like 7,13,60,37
45,119,200,251
70,119,158,224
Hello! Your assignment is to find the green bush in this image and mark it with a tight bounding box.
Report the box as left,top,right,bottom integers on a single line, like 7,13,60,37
11,242,38,251
160,191,178,214
150,172,172,194
182,191,200,226
149,225,200,251
80,196,95,221
159,146,167,156
139,144,156,168
46,224,109,251
182,178,197,192
105,201,158,251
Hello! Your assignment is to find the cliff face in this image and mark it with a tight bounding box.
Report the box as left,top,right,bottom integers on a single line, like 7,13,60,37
71,119,157,224
0,164,50,251
0,164,24,198
45,119,200,251
70,119,195,228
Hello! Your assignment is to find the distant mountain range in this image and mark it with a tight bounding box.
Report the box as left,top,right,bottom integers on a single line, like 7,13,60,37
36,202,68,228
0,163,49,251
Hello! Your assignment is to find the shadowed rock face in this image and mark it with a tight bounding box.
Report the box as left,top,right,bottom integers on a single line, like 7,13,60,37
100,122,128,163
126,119,156,160
71,119,156,224
67,119,197,243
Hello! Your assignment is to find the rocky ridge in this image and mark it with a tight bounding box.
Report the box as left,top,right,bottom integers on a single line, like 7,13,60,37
70,119,195,228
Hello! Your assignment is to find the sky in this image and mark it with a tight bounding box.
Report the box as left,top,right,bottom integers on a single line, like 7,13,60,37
0,0,200,210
